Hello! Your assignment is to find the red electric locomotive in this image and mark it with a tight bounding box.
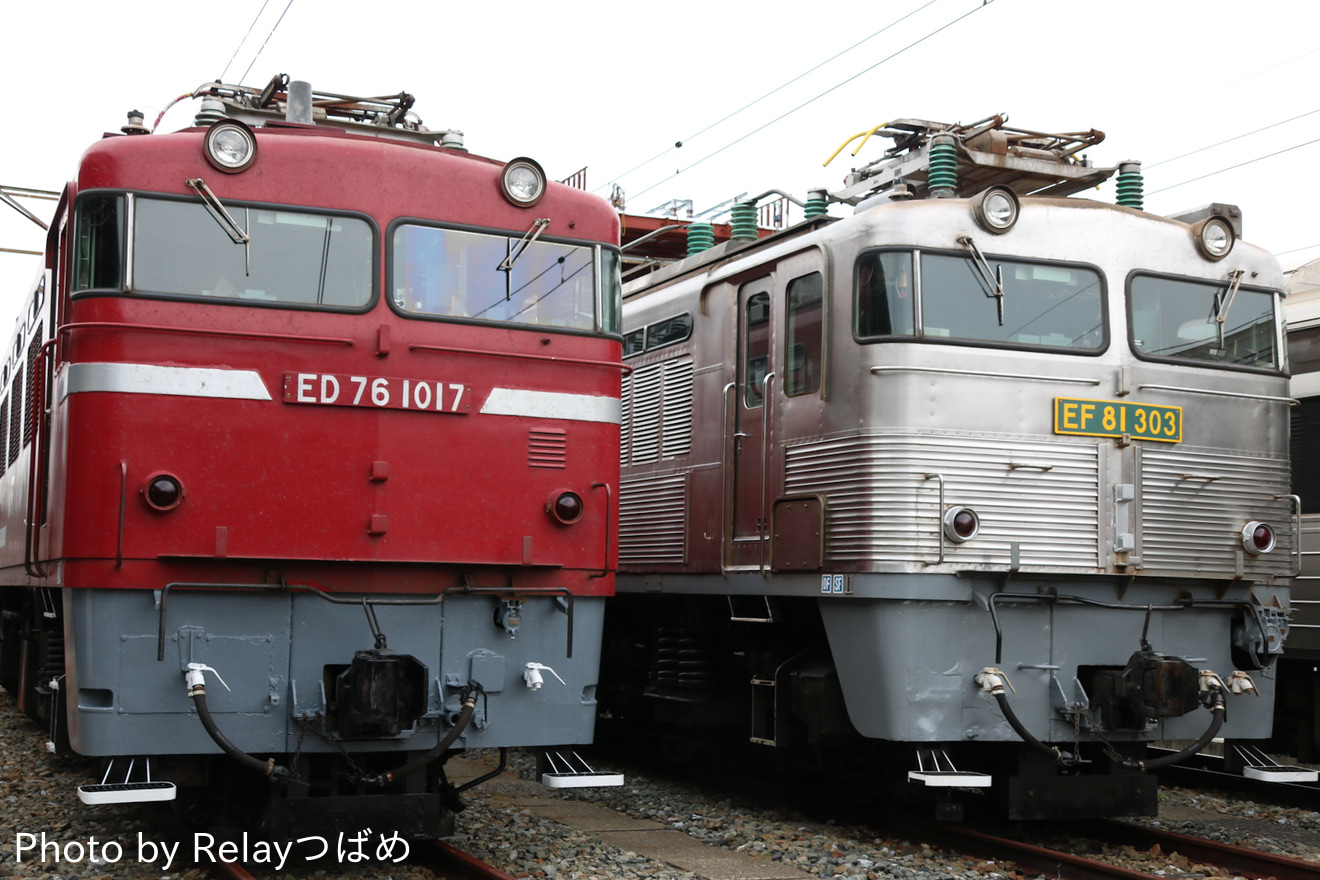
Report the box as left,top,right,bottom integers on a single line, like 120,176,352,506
0,76,622,839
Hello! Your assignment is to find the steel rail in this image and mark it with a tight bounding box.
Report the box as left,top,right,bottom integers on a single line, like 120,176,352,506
1095,819,1320,880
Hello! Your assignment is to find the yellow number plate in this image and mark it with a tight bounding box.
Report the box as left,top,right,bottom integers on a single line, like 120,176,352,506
1053,398,1182,443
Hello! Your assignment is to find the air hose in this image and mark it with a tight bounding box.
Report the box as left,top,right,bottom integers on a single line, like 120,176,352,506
1122,690,1226,771
365,686,481,787
992,691,1069,764
186,666,290,779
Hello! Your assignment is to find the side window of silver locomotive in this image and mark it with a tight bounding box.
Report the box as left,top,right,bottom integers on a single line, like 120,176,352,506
855,251,915,337
785,273,823,396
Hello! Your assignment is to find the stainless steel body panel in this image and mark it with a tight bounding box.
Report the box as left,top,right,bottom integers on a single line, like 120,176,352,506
617,192,1290,753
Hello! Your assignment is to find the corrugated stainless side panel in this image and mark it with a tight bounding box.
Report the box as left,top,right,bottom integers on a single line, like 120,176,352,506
784,433,1100,567
1139,446,1293,576
619,473,688,564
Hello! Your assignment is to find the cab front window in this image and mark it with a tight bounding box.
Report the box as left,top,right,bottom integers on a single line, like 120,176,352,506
1129,273,1280,371
392,223,608,332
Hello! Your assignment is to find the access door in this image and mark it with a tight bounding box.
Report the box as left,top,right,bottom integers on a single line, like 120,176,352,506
731,277,774,560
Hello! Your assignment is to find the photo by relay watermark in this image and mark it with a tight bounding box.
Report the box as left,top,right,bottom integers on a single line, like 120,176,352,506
13,830,410,871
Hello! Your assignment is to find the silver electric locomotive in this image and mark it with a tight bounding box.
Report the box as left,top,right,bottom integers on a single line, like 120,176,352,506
601,117,1297,819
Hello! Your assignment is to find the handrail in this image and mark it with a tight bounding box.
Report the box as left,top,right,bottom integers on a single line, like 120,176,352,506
59,321,354,347
924,473,946,566
157,581,577,660
23,339,56,578
1136,382,1296,405
1287,494,1303,577
411,343,631,373
719,382,736,578
871,365,1100,385
589,481,612,579
759,371,776,578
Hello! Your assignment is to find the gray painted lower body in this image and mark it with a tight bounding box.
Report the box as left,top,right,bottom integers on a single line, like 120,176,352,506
62,587,603,757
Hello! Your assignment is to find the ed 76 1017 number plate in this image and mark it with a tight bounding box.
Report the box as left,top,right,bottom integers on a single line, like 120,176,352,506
283,372,470,413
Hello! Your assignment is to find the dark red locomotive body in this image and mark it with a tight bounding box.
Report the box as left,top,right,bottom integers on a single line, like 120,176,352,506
0,78,622,840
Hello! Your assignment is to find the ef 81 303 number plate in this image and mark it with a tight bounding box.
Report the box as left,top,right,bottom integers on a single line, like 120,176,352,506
283,372,470,413
1053,397,1181,442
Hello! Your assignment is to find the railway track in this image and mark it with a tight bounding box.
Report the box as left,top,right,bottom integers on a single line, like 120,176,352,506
1159,761,1320,812
202,840,517,880
898,815,1320,880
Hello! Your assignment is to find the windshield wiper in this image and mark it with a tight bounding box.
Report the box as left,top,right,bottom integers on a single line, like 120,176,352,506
957,234,1005,325
186,177,251,275
498,218,550,273
1214,269,1245,349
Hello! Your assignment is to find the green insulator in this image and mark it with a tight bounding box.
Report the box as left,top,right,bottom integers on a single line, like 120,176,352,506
804,189,828,219
730,201,758,241
686,222,715,255
928,134,958,198
1116,160,1144,210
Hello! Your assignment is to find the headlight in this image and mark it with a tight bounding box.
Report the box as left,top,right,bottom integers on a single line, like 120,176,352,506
1193,215,1235,261
973,186,1019,233
501,157,547,207
203,120,257,173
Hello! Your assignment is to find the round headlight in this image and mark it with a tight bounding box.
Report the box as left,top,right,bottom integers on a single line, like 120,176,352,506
973,186,1019,233
143,473,185,511
942,506,980,543
1241,521,1276,555
203,120,257,173
1193,216,1235,261
547,490,584,525
501,157,546,207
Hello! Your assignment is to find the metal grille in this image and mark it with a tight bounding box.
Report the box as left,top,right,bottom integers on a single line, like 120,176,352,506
528,428,567,469
661,359,694,459
8,370,21,467
619,473,687,564
1140,446,1293,576
784,433,1101,567
0,398,8,478
24,328,40,447
621,356,694,466
626,364,662,464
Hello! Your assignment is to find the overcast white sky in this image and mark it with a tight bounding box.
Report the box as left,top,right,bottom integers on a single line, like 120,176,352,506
3,1,1317,331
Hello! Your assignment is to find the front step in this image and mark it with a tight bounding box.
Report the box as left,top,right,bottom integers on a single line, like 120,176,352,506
1233,743,1319,783
908,749,992,788
538,750,624,789
77,758,177,805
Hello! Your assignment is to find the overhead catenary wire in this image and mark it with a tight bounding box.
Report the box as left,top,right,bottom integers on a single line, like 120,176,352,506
625,0,997,204
218,0,274,82
238,0,296,86
1147,135,1320,196
1146,107,1320,170
594,0,942,195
